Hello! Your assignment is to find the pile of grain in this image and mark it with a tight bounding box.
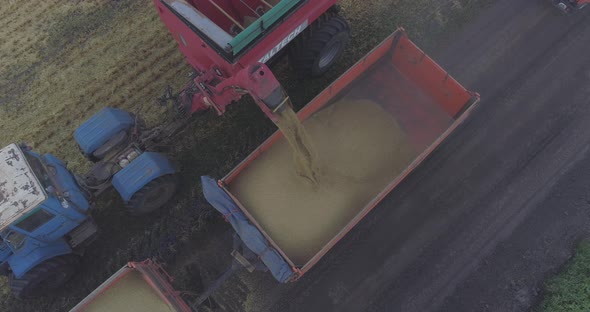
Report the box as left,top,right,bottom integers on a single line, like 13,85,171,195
230,99,416,264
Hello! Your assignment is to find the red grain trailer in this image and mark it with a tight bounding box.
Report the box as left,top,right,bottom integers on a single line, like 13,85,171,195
70,260,191,312
202,28,480,282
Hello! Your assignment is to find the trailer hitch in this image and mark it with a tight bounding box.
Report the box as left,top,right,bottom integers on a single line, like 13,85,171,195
186,234,267,310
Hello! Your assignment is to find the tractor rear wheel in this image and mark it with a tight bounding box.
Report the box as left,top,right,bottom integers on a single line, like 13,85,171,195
126,174,178,216
289,14,350,77
9,254,80,299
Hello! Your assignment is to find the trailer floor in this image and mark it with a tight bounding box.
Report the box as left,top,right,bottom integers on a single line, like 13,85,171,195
255,1,590,311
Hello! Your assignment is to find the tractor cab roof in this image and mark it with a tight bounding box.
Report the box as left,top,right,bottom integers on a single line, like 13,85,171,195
0,144,47,231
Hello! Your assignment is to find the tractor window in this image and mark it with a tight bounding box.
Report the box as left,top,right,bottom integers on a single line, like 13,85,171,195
23,153,52,189
15,208,55,233
3,231,26,251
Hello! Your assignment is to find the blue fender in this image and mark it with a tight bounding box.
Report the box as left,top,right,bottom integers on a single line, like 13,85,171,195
8,238,72,278
75,107,134,155
112,152,176,202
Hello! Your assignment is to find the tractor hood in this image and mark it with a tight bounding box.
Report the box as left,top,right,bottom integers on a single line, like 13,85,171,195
74,107,135,155
0,144,47,231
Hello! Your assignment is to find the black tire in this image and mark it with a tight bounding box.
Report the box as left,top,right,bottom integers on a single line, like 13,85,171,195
289,14,350,77
9,254,80,299
126,174,178,216
0,262,9,276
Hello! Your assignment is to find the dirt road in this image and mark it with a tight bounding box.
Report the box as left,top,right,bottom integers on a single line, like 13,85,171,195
262,1,590,311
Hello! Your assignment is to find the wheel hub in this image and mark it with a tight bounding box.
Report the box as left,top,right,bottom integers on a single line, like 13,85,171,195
319,41,343,69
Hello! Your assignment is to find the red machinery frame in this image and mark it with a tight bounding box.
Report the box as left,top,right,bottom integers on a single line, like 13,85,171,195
154,0,339,119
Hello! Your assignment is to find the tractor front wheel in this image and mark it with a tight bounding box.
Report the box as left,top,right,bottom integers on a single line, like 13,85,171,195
126,174,178,216
9,255,80,299
289,14,350,77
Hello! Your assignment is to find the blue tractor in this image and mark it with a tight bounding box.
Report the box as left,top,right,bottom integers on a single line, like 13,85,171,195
0,108,181,298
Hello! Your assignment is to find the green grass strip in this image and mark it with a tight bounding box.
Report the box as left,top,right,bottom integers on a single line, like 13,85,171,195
541,240,590,312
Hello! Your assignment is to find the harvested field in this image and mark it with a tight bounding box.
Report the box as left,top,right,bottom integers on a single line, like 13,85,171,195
0,1,188,172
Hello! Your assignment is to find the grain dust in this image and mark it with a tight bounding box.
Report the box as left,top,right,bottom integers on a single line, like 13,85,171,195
274,106,319,185
230,99,417,264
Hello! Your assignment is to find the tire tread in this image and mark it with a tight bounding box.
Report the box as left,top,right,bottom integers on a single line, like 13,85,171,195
289,13,350,77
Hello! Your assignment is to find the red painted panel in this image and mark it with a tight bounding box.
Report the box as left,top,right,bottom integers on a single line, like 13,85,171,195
391,35,472,117
154,0,338,75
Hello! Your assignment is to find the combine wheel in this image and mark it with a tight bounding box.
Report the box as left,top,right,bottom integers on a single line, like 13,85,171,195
9,255,80,299
126,174,178,216
289,14,350,77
